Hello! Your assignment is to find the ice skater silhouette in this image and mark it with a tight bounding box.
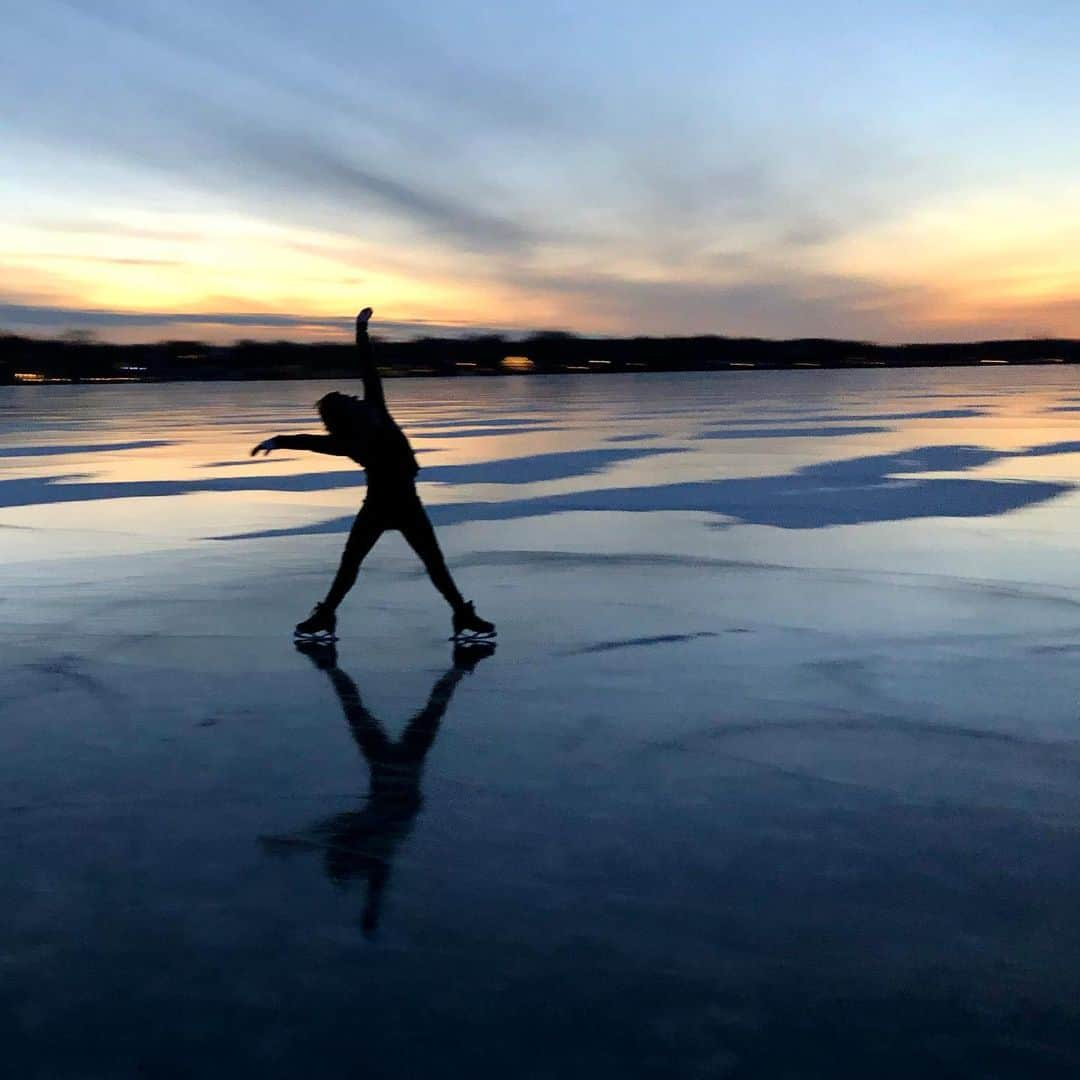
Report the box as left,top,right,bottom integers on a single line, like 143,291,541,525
252,308,494,642
261,639,495,937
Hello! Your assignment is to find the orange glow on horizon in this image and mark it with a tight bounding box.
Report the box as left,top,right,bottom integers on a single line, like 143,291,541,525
6,186,1080,343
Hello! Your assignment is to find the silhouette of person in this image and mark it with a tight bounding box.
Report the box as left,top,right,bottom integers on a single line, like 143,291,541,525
251,307,495,642
260,639,495,937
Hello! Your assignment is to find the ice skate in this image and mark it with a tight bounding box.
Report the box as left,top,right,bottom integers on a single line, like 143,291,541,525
294,601,338,643
453,639,497,672
451,601,496,642
295,639,339,669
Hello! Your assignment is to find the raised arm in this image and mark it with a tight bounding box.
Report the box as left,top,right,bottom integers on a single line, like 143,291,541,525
355,307,385,410
250,434,348,456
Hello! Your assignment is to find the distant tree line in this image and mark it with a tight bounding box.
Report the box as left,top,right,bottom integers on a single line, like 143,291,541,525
1,329,1078,384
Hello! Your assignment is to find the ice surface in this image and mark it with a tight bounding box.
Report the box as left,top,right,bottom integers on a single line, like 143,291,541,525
4,368,1080,1076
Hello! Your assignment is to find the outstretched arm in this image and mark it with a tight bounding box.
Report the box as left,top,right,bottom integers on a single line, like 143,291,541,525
355,307,385,410
251,434,348,456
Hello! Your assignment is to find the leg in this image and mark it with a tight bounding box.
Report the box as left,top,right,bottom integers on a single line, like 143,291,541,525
323,503,385,611
397,667,466,761
398,500,466,612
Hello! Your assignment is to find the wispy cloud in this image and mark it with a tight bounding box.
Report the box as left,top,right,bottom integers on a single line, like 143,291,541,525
0,302,511,341
6,1,1080,341
508,267,934,341
203,121,535,253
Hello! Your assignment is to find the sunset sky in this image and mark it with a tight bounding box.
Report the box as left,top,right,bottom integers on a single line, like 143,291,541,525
4,0,1080,343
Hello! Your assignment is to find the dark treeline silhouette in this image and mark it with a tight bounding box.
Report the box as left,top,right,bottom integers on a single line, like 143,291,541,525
2,329,1079,384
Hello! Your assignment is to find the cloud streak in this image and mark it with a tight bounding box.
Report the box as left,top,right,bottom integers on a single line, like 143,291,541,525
0,303,513,340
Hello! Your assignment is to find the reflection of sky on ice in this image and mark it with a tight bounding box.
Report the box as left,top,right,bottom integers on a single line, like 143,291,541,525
6,365,1080,599
7,368,1080,1074
4,368,1080,536
0,369,1079,575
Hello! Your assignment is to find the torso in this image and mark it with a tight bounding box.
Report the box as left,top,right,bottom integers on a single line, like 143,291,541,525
343,405,419,489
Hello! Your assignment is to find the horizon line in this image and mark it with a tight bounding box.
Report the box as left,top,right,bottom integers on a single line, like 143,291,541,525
1,303,1077,350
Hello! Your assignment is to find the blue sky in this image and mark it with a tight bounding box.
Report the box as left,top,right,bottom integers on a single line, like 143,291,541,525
3,0,1080,342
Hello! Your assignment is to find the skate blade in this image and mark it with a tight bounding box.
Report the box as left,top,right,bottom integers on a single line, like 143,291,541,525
293,630,338,643
450,630,497,642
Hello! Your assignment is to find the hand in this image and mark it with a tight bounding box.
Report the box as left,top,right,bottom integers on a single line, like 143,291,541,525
251,437,278,456
356,307,374,326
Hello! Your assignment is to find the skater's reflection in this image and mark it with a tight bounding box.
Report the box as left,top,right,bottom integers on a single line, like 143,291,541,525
260,640,495,937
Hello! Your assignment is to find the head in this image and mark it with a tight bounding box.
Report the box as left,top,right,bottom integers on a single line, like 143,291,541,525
316,392,365,436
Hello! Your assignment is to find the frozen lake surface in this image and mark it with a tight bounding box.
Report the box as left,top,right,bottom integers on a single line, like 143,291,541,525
5,368,1080,1076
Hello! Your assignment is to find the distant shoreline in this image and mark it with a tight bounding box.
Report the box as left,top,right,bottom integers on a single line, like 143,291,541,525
2,331,1077,385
